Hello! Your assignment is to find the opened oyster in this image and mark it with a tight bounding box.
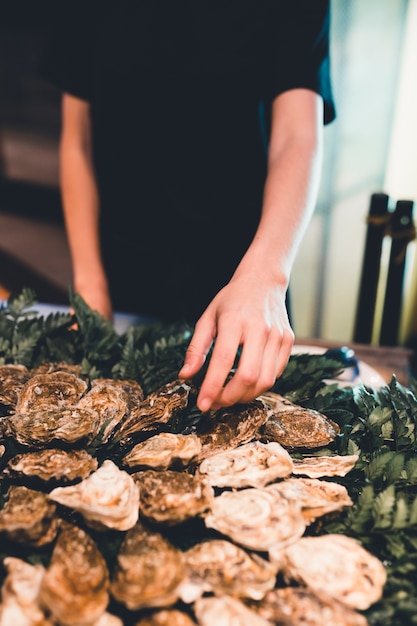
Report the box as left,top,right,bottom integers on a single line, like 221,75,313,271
0,557,52,626
267,478,353,526
179,539,277,603
250,587,369,626
260,392,339,449
197,441,293,489
291,454,359,478
0,485,58,546
3,406,100,447
204,487,305,552
15,370,88,413
194,400,269,462
194,596,273,626
110,521,185,611
0,364,30,408
48,459,139,531
282,534,387,610
135,610,197,625
122,433,202,470
133,469,213,525
40,520,110,625
4,448,98,484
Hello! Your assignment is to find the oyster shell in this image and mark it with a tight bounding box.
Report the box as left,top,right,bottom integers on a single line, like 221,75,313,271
123,433,202,470
260,392,339,449
197,441,293,489
250,587,369,626
134,610,197,626
97,377,144,409
4,448,98,484
114,380,193,444
48,459,139,531
110,521,185,611
194,400,269,462
3,406,100,447
0,364,30,408
282,534,387,610
204,487,305,552
193,596,273,626
39,520,110,625
133,469,213,525
92,614,124,626
77,379,129,444
179,539,277,603
0,485,58,546
0,556,52,626
30,361,84,376
291,454,359,478
15,371,88,413
266,478,353,526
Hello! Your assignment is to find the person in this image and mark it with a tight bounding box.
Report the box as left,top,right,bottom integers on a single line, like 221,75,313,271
40,0,335,412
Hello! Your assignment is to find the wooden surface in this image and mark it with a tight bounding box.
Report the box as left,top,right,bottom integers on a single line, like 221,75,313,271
295,338,413,387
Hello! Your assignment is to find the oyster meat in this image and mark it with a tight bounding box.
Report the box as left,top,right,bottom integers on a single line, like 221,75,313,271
282,534,387,610
3,406,100,448
194,596,273,626
123,432,202,470
39,521,110,625
197,441,293,489
204,487,306,552
15,370,88,413
110,521,185,611
266,477,353,526
133,469,213,525
250,587,369,626
48,459,139,531
179,539,277,603
4,448,98,484
260,392,339,449
0,364,30,408
194,400,269,462
291,454,359,478
0,485,58,546
0,556,52,626
134,610,197,626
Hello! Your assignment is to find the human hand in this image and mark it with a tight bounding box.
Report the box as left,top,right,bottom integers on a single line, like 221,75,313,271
178,274,294,411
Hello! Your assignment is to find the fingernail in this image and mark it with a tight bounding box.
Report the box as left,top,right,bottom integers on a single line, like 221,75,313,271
198,397,211,412
179,364,191,376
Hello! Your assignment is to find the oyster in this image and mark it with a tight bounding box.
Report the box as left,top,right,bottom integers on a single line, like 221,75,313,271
92,614,124,626
4,448,98,484
266,478,353,526
123,433,202,470
260,392,339,449
114,380,193,444
3,406,100,447
194,596,273,626
0,556,52,626
194,400,269,462
197,441,293,489
110,521,185,611
291,454,359,478
48,459,139,531
39,520,110,625
133,469,213,525
0,485,58,546
15,371,88,413
97,377,144,409
134,610,197,626
0,364,30,408
179,539,277,603
282,534,387,610
250,587,369,626
30,361,84,376
204,487,305,552
77,379,129,443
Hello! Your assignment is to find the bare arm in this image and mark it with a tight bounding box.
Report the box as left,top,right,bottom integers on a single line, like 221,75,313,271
60,93,112,318
179,88,324,410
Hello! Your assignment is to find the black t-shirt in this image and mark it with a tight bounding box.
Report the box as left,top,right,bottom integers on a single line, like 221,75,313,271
40,1,335,321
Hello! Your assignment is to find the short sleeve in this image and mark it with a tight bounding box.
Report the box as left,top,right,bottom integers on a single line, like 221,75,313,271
265,0,335,124
38,1,97,102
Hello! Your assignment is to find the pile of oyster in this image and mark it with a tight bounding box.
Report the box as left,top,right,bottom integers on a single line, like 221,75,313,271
0,363,386,625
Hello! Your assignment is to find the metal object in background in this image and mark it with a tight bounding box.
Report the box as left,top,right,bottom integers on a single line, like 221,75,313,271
353,193,390,344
